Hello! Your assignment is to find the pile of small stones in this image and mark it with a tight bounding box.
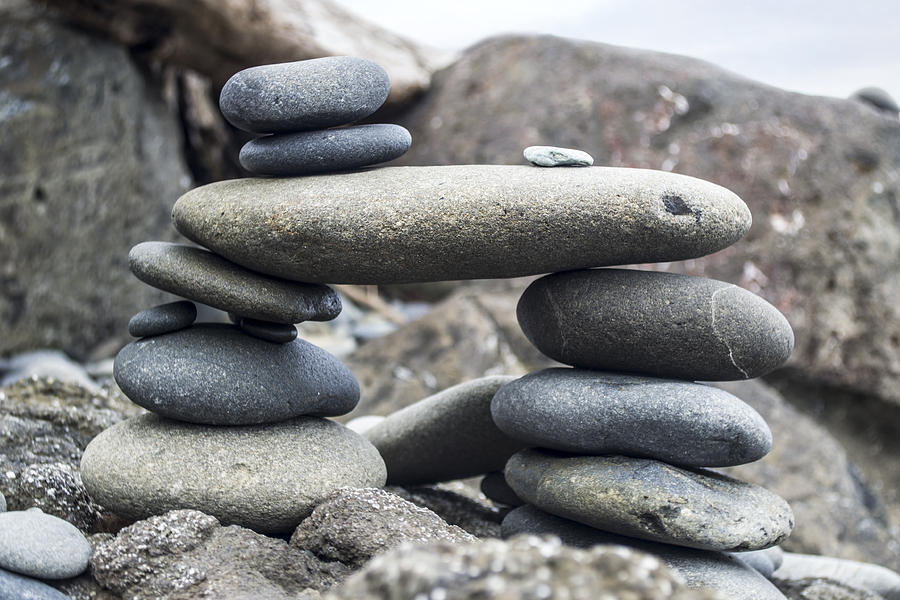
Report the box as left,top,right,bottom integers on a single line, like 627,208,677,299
80,57,402,534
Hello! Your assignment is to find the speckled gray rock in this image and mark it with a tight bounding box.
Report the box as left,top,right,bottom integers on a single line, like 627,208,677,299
518,269,794,380
502,505,787,600
364,376,524,484
480,472,523,507
236,317,298,344
18,463,104,533
219,57,391,133
240,124,411,176
776,577,885,599
492,368,771,467
0,568,70,600
523,145,593,166
506,449,794,551
388,485,505,539
129,242,341,324
128,300,197,337
290,487,475,567
91,509,350,600
0,508,91,578
172,165,751,284
774,554,900,600
80,413,386,533
326,534,718,600
114,324,359,423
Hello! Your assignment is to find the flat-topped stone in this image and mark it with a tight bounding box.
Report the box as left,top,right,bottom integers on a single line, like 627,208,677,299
115,323,359,424
502,506,788,600
130,242,341,324
364,376,524,484
81,413,387,533
219,56,391,133
236,317,298,343
172,165,752,284
491,368,771,467
128,300,197,337
240,124,412,176
518,269,794,380
505,449,794,552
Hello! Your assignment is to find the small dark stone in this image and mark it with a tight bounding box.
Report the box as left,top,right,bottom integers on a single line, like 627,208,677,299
491,368,771,467
480,472,523,507
237,317,298,343
240,124,412,176
129,241,341,324
850,86,900,116
517,269,794,381
128,301,196,337
219,57,391,133
114,324,359,423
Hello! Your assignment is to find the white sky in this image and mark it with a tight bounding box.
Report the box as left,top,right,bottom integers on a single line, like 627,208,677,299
336,0,900,102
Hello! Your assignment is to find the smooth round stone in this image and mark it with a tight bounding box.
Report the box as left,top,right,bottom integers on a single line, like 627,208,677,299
505,449,794,552
502,505,788,600
114,324,359,424
240,124,412,176
491,368,771,467
128,300,197,337
0,568,70,600
236,317,298,343
363,376,524,485
524,145,593,167
80,413,387,533
0,508,91,579
172,165,751,284
480,472,523,507
850,86,900,115
129,241,341,324
517,269,794,381
219,56,391,133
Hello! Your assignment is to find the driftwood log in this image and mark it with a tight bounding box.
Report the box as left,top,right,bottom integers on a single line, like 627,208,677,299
39,0,450,106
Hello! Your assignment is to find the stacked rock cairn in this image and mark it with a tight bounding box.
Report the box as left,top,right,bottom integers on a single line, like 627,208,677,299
79,57,415,533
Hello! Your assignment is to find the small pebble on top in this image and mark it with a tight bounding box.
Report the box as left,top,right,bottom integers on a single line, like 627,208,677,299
524,145,593,167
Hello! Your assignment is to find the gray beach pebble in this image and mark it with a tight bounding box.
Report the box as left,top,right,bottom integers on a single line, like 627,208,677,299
0,568,70,600
240,124,411,176
172,165,751,284
502,505,788,600
524,145,593,166
128,300,197,338
0,508,91,579
236,317,298,344
114,323,359,424
364,376,524,485
491,368,772,467
219,56,391,133
480,472,523,507
505,449,794,552
517,269,794,380
80,413,386,533
129,241,341,324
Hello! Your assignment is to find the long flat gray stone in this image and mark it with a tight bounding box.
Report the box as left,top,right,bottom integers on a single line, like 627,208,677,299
491,368,771,467
129,242,341,324
80,414,386,533
505,449,794,552
517,269,794,380
172,165,751,284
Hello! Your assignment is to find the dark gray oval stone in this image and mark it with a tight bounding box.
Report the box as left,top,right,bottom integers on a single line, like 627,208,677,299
480,472,523,507
240,124,411,176
505,449,794,552
0,509,91,579
219,57,390,133
0,568,71,600
172,166,751,284
517,269,794,380
501,505,788,600
80,413,386,533
129,241,341,324
237,317,298,344
114,324,359,423
128,300,197,337
491,368,771,467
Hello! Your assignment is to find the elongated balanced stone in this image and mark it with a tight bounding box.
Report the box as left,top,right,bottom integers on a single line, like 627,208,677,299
172,166,751,284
